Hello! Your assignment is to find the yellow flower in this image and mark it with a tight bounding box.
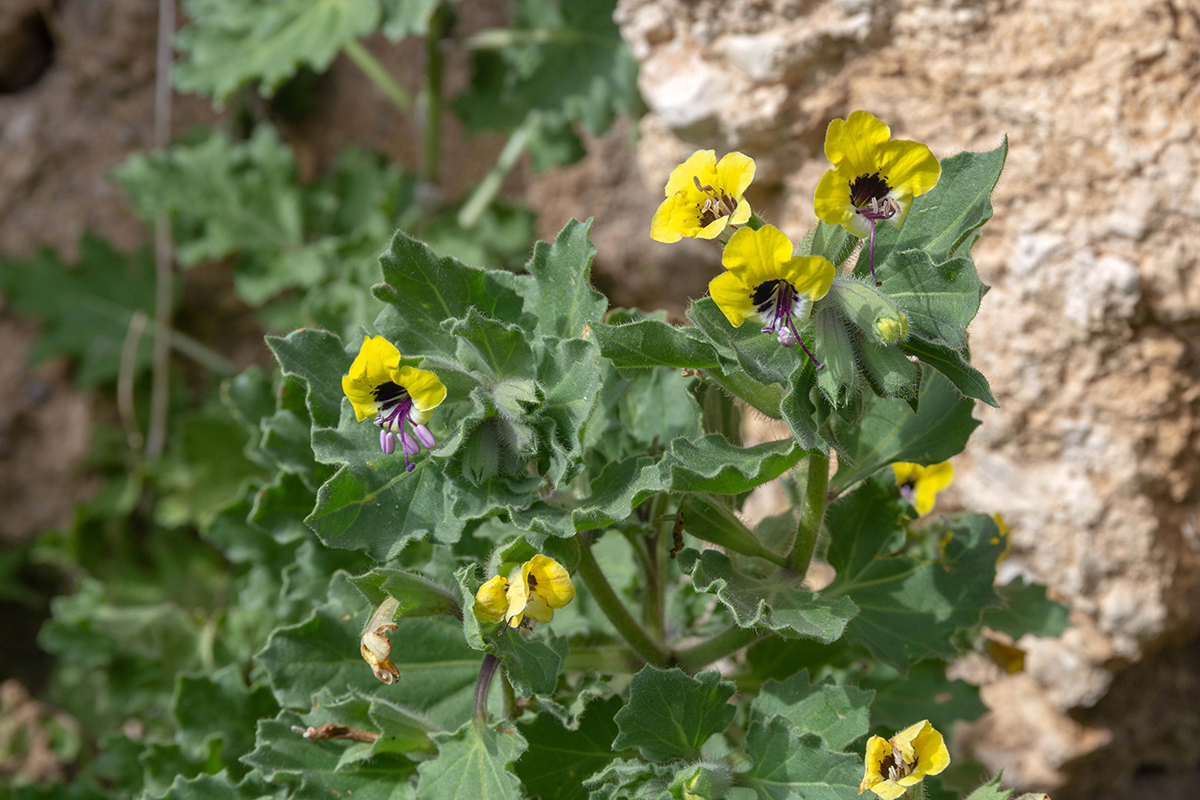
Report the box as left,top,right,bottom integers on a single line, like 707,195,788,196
472,555,575,628
814,111,940,284
708,225,835,363
992,512,1012,563
651,150,755,243
341,335,446,470
859,720,950,799
892,461,953,517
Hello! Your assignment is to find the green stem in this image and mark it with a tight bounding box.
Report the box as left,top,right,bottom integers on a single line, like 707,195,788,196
674,625,763,672
501,670,517,720
564,646,643,673
343,39,412,113
456,118,532,228
420,5,446,188
702,369,783,420
170,330,238,376
576,537,671,667
788,450,831,575
473,653,502,723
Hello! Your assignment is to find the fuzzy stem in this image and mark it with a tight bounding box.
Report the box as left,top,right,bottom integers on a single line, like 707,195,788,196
343,39,413,113
473,653,503,722
577,537,671,667
788,450,831,575
674,625,763,672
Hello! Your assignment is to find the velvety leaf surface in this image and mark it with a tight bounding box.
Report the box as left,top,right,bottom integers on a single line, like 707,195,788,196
877,251,984,350
750,671,872,752
964,775,1013,800
612,667,736,762
739,718,861,800
830,370,980,492
660,434,804,494
593,319,722,369
415,720,528,800
349,567,462,618
174,0,382,104
679,549,857,643
513,218,607,339
515,695,625,800
901,337,997,408
493,632,568,698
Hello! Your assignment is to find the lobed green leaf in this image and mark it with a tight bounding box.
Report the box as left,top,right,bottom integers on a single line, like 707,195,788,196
612,667,736,762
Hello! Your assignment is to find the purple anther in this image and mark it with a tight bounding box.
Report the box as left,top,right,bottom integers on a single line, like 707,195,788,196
776,327,797,348
413,423,436,449
399,429,420,456
380,429,397,455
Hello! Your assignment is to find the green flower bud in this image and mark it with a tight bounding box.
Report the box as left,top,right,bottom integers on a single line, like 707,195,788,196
852,328,920,399
493,379,542,422
814,307,860,407
826,277,910,346
669,762,733,800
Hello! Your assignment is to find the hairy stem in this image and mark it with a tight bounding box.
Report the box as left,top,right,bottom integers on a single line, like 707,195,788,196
456,119,532,228
343,39,413,113
674,625,763,672
576,537,671,667
788,450,831,575
473,653,503,722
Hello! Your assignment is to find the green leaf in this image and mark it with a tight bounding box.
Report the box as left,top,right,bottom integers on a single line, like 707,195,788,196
242,711,417,798
583,758,677,800
447,310,537,381
964,774,1012,800
514,218,607,339
781,361,835,452
510,454,664,537
380,0,440,39
739,717,861,799
618,368,704,449
349,568,462,619
982,578,1071,639
901,337,997,408
0,234,156,386
678,549,857,643
826,488,1004,670
535,336,603,486
515,695,625,800
877,251,984,350
159,772,285,800
660,434,804,494
612,667,736,762
687,297,800,387
453,0,640,139
807,220,857,266
594,320,722,369
678,495,788,567
267,329,354,430
861,660,987,736
374,232,527,359
415,720,528,800
258,577,481,727
830,370,980,493
854,140,1008,271
308,397,461,559
172,667,279,774
749,672,872,752
174,0,382,105
493,631,568,698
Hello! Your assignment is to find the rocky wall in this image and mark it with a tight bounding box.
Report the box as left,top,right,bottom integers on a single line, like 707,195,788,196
616,0,1200,795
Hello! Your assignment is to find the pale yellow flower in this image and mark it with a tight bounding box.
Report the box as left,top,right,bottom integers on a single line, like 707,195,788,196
859,720,950,799
651,150,755,242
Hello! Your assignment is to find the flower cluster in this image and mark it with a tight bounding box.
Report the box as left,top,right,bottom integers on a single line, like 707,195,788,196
859,719,950,799
342,335,446,471
650,111,940,369
473,554,576,629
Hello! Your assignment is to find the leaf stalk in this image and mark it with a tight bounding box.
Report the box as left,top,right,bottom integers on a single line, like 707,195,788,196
576,536,672,667
674,624,763,672
788,450,831,574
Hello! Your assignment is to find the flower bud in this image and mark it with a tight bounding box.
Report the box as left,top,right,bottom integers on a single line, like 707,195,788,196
853,328,920,398
669,762,732,800
493,379,541,422
814,307,860,407
826,277,910,346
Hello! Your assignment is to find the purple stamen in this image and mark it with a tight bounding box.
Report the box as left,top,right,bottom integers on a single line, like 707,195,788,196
380,429,397,455
413,423,436,449
869,217,880,286
757,281,822,369
399,429,419,457
786,315,823,370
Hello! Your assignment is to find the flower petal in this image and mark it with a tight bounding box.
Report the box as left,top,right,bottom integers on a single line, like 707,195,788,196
716,151,756,197
504,564,529,627
651,195,691,243
721,225,795,287
860,735,891,794
914,462,954,517
473,576,510,623
780,256,836,302
709,270,755,327
892,462,918,487
399,365,447,415
343,335,402,421
527,554,576,610
825,110,892,177
879,139,941,198
664,150,718,196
